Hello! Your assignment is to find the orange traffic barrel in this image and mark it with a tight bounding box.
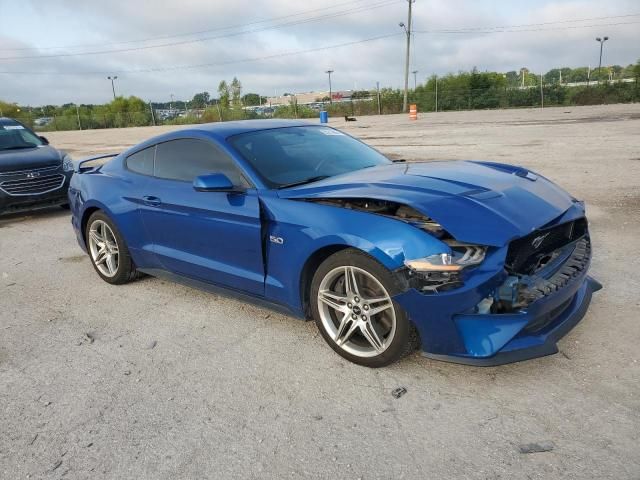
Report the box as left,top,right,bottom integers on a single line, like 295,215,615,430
409,104,417,120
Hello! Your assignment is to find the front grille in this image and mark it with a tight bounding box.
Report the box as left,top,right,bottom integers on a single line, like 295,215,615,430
506,217,588,274
522,237,591,303
0,174,65,196
0,165,60,177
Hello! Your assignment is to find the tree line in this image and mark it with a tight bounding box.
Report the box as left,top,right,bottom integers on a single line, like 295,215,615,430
2,61,639,130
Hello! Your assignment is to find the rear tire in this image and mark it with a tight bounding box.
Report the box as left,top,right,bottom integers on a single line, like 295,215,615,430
85,211,137,285
310,248,417,367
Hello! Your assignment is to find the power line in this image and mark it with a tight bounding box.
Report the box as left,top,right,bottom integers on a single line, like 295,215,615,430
0,0,400,61
0,32,403,75
0,0,374,52
414,14,640,34
416,20,640,34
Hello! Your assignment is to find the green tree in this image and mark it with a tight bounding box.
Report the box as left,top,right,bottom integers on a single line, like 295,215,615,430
191,92,210,108
241,93,264,106
230,77,242,108
351,90,371,99
218,81,230,109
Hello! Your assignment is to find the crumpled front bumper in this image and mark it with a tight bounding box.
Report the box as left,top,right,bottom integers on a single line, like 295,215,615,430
393,239,601,366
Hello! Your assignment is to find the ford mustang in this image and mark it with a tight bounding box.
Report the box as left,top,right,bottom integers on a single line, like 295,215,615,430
68,120,601,367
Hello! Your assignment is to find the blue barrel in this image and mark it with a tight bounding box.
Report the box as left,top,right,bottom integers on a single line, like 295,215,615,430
320,110,328,123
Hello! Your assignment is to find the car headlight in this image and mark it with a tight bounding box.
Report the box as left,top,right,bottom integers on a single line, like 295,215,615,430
62,154,74,172
405,245,486,273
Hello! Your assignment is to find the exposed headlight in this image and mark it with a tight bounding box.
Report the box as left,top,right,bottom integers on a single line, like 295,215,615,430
405,244,486,272
405,253,461,272
62,155,74,172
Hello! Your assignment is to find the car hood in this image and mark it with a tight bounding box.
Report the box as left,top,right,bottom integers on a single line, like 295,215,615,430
277,161,577,247
0,146,63,171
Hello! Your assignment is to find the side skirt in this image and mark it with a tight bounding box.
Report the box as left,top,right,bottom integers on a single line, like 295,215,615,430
138,267,304,319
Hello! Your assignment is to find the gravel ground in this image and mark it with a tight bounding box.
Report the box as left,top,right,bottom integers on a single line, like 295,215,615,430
1,104,639,479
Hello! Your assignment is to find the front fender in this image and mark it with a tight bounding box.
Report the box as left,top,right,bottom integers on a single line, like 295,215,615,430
260,196,449,313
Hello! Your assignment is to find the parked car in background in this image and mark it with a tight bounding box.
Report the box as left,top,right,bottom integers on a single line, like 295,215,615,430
0,117,73,215
33,117,53,127
68,120,600,367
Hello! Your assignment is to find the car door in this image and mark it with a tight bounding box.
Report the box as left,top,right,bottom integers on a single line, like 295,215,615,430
139,137,264,296
120,145,160,269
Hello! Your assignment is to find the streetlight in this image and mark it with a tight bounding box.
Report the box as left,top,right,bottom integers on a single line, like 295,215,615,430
107,76,118,100
595,36,609,83
325,70,334,104
411,70,418,90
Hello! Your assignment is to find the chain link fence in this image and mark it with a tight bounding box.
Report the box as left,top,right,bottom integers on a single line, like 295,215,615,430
9,81,639,132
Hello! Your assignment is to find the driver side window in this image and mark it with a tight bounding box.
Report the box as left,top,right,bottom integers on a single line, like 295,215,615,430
154,138,247,186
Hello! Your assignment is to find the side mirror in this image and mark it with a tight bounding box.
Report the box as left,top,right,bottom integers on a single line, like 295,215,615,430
193,173,237,192
39,136,49,145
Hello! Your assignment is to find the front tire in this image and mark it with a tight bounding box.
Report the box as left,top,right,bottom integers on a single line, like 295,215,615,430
85,211,137,285
310,248,416,367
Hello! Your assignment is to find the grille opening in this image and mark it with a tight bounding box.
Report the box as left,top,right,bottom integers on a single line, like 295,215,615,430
0,174,65,196
505,217,587,275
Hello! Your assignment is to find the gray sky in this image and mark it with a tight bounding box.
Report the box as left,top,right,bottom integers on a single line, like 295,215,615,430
0,0,638,105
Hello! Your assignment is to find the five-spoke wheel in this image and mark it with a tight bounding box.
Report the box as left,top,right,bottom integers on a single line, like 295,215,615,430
88,219,119,278
85,211,137,284
311,248,416,367
317,266,396,358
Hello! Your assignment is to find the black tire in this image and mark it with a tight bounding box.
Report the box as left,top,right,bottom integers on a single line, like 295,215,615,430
85,210,137,285
310,248,417,368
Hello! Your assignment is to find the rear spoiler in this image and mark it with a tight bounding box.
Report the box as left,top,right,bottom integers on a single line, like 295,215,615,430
74,153,119,173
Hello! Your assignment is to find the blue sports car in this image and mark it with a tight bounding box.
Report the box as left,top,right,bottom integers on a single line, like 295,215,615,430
69,120,601,367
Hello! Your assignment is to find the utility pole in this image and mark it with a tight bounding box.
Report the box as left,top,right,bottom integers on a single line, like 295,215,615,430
325,70,334,104
595,36,609,83
435,75,438,112
399,0,415,113
540,74,544,108
107,76,118,100
170,94,174,111
149,101,156,126
75,104,81,130
376,81,381,115
412,70,418,90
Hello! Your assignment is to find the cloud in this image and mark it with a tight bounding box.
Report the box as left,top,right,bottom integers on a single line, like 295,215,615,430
0,0,637,104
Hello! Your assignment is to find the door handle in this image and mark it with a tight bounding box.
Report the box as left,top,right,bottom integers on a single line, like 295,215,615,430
143,195,161,206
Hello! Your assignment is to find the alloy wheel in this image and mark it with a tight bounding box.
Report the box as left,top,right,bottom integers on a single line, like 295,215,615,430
88,220,119,277
317,266,396,358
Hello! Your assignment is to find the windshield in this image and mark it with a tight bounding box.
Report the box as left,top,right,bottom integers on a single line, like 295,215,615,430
0,124,44,151
228,126,391,188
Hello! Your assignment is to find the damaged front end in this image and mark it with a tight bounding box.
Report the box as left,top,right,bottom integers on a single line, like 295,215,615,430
476,217,591,316
406,215,601,366
305,197,488,294
302,196,600,365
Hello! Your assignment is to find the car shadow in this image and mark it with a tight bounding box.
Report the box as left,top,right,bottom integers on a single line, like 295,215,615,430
0,206,70,227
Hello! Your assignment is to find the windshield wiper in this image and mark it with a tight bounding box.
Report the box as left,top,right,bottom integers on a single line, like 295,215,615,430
277,175,330,189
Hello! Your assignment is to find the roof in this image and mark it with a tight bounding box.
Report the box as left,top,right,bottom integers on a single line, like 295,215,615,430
122,118,320,156
187,119,314,137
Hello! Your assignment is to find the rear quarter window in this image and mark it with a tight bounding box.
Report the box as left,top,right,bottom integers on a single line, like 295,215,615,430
126,146,155,176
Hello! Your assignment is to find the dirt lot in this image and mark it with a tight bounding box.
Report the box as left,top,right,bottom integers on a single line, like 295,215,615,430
1,104,639,479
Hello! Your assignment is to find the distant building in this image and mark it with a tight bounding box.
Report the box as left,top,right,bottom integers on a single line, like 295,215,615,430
265,90,356,107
